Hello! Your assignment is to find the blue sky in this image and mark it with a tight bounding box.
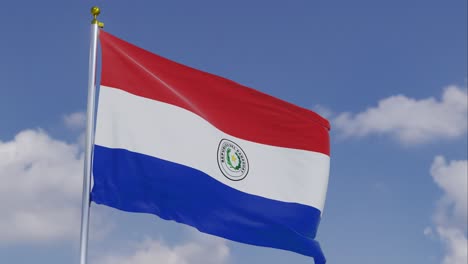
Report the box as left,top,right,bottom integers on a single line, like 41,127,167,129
0,1,466,264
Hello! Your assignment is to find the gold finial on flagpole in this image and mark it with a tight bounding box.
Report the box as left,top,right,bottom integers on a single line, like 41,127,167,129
90,6,104,28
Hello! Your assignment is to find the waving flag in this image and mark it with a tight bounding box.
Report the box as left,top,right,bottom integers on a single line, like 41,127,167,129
91,30,331,263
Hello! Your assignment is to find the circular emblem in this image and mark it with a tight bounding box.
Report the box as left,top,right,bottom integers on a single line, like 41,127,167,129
217,139,249,181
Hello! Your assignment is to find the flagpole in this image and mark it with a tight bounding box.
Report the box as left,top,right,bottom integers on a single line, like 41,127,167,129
79,6,103,264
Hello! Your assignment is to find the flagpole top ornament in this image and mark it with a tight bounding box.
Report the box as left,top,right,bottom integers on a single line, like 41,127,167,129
90,6,104,28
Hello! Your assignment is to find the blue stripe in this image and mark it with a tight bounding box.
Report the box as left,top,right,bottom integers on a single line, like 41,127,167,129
91,145,326,263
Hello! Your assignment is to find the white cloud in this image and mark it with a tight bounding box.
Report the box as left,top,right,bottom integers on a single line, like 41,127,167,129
63,112,86,130
96,235,230,264
0,129,83,243
423,227,433,237
334,85,467,144
430,156,467,264
313,104,334,119
436,227,467,264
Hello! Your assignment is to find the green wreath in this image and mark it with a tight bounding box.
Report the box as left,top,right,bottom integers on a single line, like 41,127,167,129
226,148,242,170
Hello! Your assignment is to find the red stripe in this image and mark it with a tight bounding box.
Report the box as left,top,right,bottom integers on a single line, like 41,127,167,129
99,30,330,155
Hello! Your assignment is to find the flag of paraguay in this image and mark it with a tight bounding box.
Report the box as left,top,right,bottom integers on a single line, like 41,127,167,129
91,30,331,264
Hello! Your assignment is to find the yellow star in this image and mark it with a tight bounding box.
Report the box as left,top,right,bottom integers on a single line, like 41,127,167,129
231,154,237,162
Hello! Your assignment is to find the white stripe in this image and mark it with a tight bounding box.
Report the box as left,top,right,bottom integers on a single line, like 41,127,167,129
95,86,330,211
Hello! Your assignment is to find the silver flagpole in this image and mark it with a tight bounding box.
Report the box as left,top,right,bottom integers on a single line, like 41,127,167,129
79,6,103,264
